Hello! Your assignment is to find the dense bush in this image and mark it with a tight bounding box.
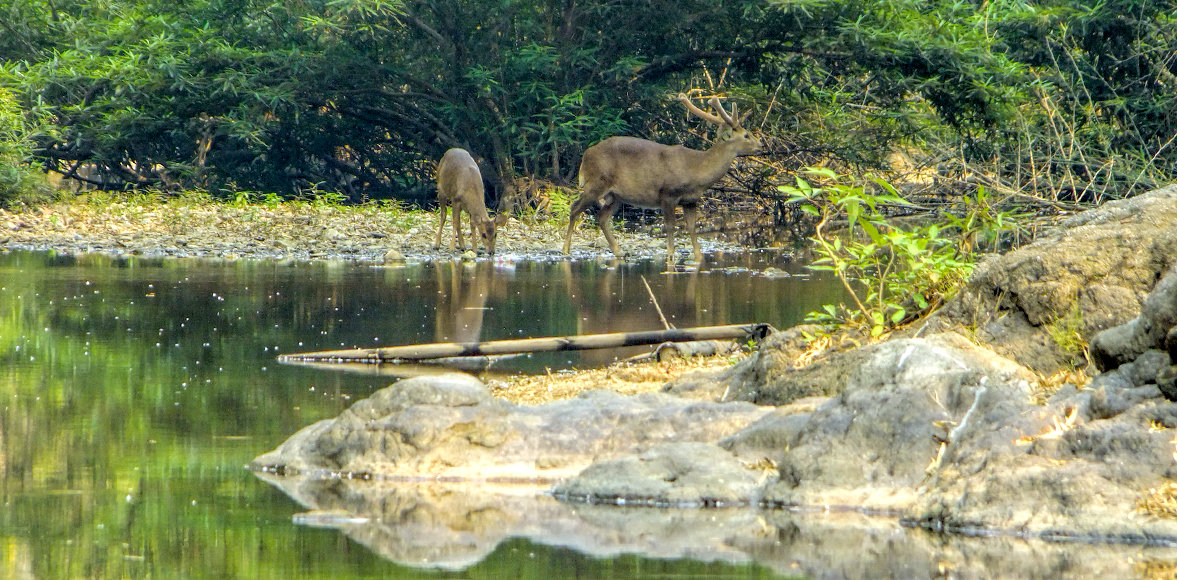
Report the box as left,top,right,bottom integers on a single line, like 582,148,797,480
0,86,47,206
0,0,1173,204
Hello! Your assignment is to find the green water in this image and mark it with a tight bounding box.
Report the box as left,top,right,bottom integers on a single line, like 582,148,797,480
0,250,835,579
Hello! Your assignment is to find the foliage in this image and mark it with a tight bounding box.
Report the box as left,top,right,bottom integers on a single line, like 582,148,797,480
783,168,1025,336
0,0,781,203
764,0,1177,199
0,0,1172,209
940,185,1034,254
0,84,49,206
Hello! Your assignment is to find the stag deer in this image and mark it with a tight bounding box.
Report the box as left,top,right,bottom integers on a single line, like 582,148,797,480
563,93,762,264
434,148,508,255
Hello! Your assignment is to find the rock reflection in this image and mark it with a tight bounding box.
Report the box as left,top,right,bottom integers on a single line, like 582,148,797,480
252,472,1174,578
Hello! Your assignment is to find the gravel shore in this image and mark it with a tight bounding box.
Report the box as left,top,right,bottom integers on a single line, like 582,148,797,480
0,199,733,263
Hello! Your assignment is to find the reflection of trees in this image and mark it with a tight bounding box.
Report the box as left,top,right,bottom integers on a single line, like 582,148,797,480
0,252,393,579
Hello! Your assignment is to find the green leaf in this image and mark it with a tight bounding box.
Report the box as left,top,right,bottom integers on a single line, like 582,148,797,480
860,219,883,244
807,167,839,180
846,199,861,228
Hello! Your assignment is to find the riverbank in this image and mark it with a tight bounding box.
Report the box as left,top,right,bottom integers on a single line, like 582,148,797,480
250,185,1177,569
0,195,740,262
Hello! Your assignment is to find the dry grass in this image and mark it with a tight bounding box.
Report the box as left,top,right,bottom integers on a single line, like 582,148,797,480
486,353,746,405
1031,369,1091,405
1137,482,1177,519
1138,558,1177,580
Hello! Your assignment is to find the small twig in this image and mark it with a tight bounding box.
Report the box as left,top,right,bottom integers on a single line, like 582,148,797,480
641,275,674,330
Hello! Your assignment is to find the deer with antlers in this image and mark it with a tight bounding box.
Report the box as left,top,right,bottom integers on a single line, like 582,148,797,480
562,93,762,264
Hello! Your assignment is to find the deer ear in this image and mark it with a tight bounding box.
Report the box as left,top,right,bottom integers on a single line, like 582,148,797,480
495,212,509,227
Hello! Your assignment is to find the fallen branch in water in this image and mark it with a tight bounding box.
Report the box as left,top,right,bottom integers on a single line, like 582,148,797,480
278,323,773,364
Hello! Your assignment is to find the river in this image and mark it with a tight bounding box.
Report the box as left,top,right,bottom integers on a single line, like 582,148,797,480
1,249,844,580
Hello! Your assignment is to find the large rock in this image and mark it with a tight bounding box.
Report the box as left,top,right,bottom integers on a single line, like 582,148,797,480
253,331,1177,573
250,373,771,482
1089,264,1177,371
569,331,1177,542
937,185,1177,374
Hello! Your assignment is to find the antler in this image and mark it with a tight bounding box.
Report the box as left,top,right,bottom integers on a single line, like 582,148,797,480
708,96,741,129
677,93,726,126
676,93,742,130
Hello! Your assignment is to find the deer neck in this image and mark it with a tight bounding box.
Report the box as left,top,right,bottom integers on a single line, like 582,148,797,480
467,202,492,225
695,141,743,183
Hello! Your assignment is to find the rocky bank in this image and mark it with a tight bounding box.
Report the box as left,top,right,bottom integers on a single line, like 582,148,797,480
246,185,1177,576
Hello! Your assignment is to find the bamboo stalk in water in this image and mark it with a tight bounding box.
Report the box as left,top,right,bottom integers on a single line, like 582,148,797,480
277,323,772,364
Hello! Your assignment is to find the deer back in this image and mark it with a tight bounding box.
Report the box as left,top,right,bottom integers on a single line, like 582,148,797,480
578,98,761,206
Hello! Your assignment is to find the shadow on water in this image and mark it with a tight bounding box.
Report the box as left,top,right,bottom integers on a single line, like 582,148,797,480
2,249,1166,579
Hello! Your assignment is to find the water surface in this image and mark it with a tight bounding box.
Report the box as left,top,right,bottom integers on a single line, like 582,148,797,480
0,249,836,579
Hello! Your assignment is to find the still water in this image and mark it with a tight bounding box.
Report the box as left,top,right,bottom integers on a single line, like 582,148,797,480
0,249,840,580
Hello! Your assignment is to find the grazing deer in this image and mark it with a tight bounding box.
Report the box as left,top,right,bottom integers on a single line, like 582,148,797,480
563,93,762,264
434,148,508,255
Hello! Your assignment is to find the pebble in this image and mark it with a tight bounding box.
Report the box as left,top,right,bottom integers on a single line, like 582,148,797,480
383,249,405,264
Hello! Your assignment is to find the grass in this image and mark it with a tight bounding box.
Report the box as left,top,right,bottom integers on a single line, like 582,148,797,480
487,352,746,405
1045,303,1088,366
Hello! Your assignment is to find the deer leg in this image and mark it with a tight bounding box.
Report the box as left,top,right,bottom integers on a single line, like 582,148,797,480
563,194,597,254
434,203,448,249
661,199,679,263
683,202,703,264
597,195,624,257
468,215,482,253
452,207,465,251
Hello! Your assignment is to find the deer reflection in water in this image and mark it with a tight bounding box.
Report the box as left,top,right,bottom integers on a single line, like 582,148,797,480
433,259,500,344
562,260,707,366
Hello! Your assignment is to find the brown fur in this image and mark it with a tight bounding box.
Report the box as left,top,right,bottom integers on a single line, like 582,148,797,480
563,95,761,264
434,148,508,254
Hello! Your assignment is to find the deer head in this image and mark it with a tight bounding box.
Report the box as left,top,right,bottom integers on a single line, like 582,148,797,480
677,93,762,164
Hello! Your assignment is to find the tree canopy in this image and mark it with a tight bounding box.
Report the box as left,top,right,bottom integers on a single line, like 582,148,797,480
1,0,1174,205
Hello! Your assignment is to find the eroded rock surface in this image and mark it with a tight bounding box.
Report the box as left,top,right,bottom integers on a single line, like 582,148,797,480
938,185,1177,374
250,373,770,482
1090,264,1177,373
